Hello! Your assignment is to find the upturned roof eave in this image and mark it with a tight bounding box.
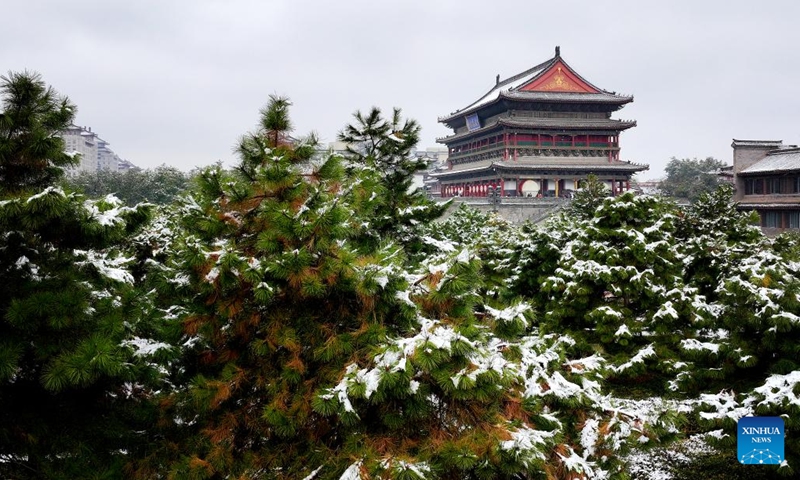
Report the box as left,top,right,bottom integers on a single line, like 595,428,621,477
439,50,632,124
429,161,649,178
438,57,557,124
438,91,633,126
436,118,636,144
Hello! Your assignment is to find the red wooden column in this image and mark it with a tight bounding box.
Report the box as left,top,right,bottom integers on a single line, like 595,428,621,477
513,134,518,161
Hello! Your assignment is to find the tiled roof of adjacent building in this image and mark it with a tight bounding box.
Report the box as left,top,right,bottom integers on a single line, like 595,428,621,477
731,139,783,148
740,148,800,174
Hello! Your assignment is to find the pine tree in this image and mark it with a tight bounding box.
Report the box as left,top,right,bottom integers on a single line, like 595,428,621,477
0,71,77,194
673,188,800,474
503,193,697,391
142,100,664,479
338,107,447,251
0,73,159,478
0,188,155,478
568,174,611,219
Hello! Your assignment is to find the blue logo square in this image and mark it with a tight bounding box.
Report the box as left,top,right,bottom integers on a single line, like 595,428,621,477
737,416,784,465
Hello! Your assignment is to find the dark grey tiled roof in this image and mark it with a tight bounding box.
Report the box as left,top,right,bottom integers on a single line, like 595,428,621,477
430,160,647,178
501,117,635,130
732,139,783,148
740,148,800,174
437,117,634,143
439,51,632,123
502,91,632,104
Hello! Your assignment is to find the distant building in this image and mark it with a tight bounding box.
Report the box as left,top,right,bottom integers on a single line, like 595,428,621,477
97,138,125,171
433,46,647,198
731,139,800,230
412,147,449,194
61,125,99,173
413,147,449,166
326,141,350,157
634,180,661,195
60,125,134,173
117,158,138,172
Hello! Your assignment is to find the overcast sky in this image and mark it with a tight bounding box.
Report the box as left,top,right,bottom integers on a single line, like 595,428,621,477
3,0,799,179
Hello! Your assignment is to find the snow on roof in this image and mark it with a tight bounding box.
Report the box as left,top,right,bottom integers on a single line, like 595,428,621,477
456,60,552,116
441,49,632,124
740,148,800,174
732,139,783,148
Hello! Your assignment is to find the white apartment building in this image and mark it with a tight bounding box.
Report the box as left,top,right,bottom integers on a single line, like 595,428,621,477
61,125,133,173
62,125,99,173
97,139,126,171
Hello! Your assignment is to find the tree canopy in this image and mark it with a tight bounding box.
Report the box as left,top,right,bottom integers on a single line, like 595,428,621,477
0,71,157,478
63,165,192,205
0,71,77,194
659,156,726,201
338,106,448,251
3,74,800,479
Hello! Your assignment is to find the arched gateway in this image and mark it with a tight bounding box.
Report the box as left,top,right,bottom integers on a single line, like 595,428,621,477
433,46,648,198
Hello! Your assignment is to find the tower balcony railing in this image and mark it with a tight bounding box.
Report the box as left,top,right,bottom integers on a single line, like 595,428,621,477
448,144,620,162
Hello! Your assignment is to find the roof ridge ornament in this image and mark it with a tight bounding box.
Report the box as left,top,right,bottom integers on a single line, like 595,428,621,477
555,45,561,57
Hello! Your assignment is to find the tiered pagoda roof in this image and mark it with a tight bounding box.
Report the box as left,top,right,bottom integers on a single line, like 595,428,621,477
429,157,648,180
432,47,647,198
439,117,636,143
439,46,633,128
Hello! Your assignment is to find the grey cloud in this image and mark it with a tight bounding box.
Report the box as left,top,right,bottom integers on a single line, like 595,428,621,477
2,0,799,178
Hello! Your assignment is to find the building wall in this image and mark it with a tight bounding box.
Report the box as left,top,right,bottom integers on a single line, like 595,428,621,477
97,140,120,171
731,140,800,231
61,125,133,173
62,126,99,173
733,146,775,173
437,197,566,224
732,143,781,201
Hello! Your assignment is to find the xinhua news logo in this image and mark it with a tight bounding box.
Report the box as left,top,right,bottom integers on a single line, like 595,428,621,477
737,416,784,465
